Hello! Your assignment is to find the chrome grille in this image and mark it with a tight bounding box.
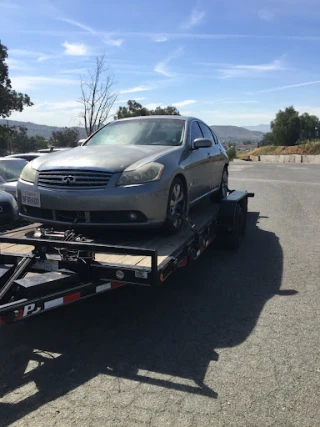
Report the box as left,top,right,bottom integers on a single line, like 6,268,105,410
38,169,113,189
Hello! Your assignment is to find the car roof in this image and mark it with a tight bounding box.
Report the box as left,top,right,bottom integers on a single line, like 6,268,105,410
114,115,199,123
0,157,28,161
7,152,41,156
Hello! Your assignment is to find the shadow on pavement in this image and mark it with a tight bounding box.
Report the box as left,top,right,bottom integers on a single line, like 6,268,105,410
0,212,290,425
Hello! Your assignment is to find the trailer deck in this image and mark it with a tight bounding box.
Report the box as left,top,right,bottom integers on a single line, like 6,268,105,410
0,201,219,269
0,190,254,326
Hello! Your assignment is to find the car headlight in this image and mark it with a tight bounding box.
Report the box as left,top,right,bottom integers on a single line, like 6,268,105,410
117,162,164,186
20,163,37,183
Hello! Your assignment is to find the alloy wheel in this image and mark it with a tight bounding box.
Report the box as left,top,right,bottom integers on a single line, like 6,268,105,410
169,181,186,229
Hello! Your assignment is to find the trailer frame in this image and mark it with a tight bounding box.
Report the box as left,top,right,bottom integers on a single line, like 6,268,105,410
0,190,254,326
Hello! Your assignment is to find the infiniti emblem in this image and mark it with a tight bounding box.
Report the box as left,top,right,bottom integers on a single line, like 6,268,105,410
62,175,76,184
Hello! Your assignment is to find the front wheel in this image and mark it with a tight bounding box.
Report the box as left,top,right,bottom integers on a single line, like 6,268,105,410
163,177,187,234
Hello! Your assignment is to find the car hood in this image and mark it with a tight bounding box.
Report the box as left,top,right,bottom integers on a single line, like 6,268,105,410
31,145,178,172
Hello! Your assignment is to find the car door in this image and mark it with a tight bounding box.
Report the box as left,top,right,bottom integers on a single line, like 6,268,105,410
198,122,224,190
211,130,227,188
183,120,212,202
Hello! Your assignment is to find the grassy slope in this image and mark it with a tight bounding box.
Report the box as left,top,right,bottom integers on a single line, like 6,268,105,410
239,141,320,157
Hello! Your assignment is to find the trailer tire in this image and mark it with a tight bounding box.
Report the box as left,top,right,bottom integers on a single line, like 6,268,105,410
239,196,248,234
217,203,243,250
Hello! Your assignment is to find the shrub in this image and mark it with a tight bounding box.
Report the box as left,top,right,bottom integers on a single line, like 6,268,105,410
227,146,237,161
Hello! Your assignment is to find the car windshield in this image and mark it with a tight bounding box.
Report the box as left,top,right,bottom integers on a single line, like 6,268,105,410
85,118,186,147
0,159,28,182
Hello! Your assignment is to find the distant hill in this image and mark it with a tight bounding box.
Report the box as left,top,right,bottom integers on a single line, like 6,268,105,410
243,124,271,133
210,125,264,143
0,119,264,143
0,119,87,140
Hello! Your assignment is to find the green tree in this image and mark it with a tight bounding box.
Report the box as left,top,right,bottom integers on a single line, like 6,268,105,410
49,127,79,147
0,42,33,118
270,106,301,146
227,145,237,161
299,113,319,140
0,123,14,155
114,100,180,120
0,41,33,154
10,125,30,153
28,135,47,151
260,132,274,147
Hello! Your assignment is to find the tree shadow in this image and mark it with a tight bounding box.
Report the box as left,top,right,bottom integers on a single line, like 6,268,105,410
0,212,291,425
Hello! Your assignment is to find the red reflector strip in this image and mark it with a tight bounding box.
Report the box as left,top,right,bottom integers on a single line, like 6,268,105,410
15,308,24,320
178,257,188,267
63,292,81,304
111,282,123,289
96,282,125,293
44,292,80,309
0,316,5,326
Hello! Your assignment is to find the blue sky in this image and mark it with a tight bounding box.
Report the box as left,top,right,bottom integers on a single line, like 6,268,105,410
1,0,320,128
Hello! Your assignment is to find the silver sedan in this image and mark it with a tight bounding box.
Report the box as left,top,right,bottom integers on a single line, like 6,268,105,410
17,116,229,233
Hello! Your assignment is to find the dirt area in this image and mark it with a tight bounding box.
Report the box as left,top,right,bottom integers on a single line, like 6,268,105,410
239,141,320,157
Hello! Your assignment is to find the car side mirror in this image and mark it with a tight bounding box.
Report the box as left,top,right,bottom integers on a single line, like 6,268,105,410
193,138,212,149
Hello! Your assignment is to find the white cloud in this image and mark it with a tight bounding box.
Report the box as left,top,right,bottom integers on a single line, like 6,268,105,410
5,58,26,70
180,109,275,126
181,8,206,29
221,100,260,104
144,103,163,110
61,68,88,74
152,35,168,42
9,107,83,127
247,80,320,95
37,55,59,62
214,59,286,78
10,49,59,62
32,100,80,110
0,0,18,8
61,18,123,47
258,9,274,21
154,47,184,77
10,76,79,91
62,41,87,56
119,85,154,94
11,49,43,57
172,100,197,107
295,105,320,117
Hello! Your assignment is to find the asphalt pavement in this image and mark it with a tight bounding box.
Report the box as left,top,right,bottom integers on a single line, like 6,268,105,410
0,162,319,427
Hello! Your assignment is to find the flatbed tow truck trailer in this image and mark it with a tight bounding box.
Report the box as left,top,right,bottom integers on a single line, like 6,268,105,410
0,189,254,326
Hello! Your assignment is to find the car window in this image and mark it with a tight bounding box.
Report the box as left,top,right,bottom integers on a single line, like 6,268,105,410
211,130,219,144
198,122,214,143
85,118,186,146
190,121,203,143
0,160,28,182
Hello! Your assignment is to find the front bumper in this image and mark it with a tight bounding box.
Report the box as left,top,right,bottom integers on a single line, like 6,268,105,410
17,177,169,228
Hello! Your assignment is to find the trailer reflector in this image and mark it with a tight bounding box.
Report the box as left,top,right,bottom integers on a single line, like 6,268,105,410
96,283,111,293
44,297,63,309
64,292,81,303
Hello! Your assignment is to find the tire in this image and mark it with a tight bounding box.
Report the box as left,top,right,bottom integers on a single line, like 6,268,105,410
216,203,243,250
211,167,228,203
239,197,248,234
163,176,187,234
